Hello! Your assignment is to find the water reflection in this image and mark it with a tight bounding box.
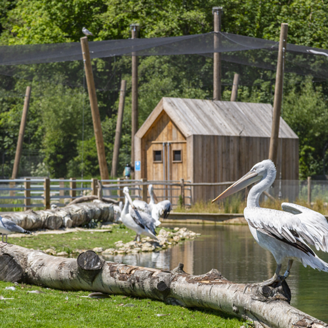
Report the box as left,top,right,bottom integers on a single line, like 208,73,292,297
103,224,328,322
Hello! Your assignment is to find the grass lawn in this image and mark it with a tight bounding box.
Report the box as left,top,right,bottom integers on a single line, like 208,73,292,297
3,226,248,327
7,225,146,254
0,281,247,328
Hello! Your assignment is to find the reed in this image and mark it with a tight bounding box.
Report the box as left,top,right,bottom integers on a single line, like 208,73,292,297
175,196,328,215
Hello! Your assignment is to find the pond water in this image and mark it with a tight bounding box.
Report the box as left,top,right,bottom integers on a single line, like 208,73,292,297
103,223,328,322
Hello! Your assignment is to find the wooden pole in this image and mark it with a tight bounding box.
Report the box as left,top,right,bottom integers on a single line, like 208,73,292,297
180,178,185,207
213,7,222,101
91,178,98,196
11,86,31,180
230,73,239,101
111,80,127,177
70,178,76,200
80,37,109,180
141,178,147,202
59,178,65,204
131,24,139,169
44,177,50,209
97,180,103,201
117,178,123,201
269,23,288,164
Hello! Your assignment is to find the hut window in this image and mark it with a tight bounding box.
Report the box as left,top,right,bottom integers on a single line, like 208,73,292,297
153,150,162,162
173,150,182,162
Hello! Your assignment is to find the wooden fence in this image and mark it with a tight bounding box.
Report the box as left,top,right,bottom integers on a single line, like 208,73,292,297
1,177,318,211
0,178,198,210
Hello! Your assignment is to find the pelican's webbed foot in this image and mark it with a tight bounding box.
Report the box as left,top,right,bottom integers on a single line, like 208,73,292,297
258,274,282,287
258,261,293,287
258,263,283,287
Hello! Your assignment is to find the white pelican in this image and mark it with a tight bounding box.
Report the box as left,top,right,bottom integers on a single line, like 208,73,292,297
212,159,328,286
0,215,32,243
131,184,171,225
132,185,153,214
122,187,158,242
148,185,172,219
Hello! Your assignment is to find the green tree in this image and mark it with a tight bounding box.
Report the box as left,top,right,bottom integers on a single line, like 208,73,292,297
283,77,328,179
1,0,328,178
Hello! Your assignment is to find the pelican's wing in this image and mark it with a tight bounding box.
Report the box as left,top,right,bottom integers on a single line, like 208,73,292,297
245,206,328,252
282,202,328,251
132,200,151,214
157,200,172,218
129,207,156,235
1,218,25,233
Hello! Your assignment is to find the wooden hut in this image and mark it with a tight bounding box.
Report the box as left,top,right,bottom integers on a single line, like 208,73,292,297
134,97,299,204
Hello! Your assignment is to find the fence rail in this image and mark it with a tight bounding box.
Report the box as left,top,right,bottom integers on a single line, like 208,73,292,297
1,177,323,211
0,177,193,210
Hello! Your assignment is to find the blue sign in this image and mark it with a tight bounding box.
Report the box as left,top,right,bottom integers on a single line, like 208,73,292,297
135,161,141,171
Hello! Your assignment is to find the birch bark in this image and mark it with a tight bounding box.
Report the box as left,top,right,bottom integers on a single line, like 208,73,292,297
0,201,114,230
0,244,326,328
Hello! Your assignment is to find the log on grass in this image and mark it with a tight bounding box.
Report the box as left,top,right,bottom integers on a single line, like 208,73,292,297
0,201,114,231
0,243,326,328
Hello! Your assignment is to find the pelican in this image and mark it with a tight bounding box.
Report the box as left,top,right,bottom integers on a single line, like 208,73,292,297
148,185,172,219
0,215,32,243
212,159,328,286
132,185,153,214
131,184,171,225
122,187,158,242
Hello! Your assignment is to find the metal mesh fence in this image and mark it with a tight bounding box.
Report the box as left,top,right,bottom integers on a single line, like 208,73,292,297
1,31,328,179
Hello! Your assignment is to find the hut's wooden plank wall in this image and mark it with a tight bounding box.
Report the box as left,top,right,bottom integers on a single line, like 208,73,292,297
135,97,299,204
138,111,189,200
191,136,299,202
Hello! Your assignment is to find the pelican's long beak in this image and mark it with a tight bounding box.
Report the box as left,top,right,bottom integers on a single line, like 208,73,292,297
212,171,261,203
124,190,136,209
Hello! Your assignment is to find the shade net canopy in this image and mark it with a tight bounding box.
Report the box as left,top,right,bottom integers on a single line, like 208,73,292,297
0,31,328,90
1,31,327,178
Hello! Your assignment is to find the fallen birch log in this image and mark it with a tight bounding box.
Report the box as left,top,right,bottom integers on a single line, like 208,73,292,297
0,243,326,328
0,201,114,230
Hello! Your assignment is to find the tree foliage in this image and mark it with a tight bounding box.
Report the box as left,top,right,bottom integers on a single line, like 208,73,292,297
0,0,328,178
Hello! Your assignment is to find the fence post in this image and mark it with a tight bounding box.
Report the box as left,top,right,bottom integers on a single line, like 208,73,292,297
9,179,15,197
97,180,103,200
141,178,147,202
180,178,185,207
59,178,65,203
70,178,76,200
91,178,98,196
44,177,50,209
117,178,123,201
24,178,30,211
307,176,311,206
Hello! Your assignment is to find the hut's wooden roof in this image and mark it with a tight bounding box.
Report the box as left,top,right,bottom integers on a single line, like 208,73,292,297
136,97,298,139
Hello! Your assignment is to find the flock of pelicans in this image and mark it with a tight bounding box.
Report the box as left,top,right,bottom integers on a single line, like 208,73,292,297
113,184,172,242
1,159,328,287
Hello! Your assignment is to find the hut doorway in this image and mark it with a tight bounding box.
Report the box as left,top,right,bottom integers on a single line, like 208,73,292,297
147,141,187,201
